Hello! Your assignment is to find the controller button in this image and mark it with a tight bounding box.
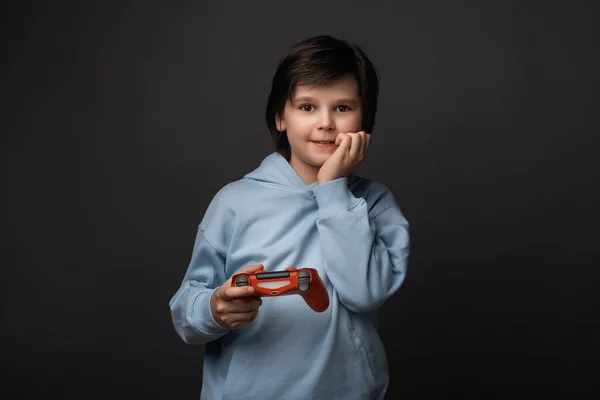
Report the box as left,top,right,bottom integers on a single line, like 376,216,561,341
235,276,249,286
298,271,310,292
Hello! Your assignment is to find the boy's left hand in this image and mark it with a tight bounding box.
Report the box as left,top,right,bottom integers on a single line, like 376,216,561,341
317,131,371,184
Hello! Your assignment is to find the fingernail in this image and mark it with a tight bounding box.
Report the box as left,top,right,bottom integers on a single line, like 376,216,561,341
247,287,254,294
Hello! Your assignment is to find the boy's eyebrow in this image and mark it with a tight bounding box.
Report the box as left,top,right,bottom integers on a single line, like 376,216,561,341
293,96,359,105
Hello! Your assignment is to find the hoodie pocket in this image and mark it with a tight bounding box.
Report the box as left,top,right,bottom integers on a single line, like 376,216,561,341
350,329,376,393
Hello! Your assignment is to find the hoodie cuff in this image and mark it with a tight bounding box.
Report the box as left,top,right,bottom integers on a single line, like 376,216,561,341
192,288,229,335
313,177,360,216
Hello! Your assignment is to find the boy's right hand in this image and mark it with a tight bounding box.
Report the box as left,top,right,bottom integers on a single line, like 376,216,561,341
210,264,264,330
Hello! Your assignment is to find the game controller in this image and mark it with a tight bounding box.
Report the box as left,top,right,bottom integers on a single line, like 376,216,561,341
231,267,329,312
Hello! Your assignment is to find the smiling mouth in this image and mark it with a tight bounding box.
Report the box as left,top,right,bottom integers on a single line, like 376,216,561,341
311,141,336,149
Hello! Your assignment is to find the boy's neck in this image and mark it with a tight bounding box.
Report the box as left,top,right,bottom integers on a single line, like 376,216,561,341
288,156,319,185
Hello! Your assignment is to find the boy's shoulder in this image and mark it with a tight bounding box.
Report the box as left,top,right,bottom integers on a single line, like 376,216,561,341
206,176,272,214
200,178,254,230
209,178,255,205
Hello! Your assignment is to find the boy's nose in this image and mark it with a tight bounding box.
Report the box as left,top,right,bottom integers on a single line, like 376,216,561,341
317,112,335,130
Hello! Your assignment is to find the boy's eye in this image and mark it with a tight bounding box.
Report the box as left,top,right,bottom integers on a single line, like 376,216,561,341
300,105,351,112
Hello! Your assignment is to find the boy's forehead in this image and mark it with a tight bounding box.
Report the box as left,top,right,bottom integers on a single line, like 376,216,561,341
291,77,359,100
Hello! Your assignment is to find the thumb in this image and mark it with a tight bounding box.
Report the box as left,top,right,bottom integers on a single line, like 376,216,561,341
219,264,264,301
223,264,264,289
221,264,264,289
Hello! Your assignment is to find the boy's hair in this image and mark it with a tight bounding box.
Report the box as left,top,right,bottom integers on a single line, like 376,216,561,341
265,35,380,160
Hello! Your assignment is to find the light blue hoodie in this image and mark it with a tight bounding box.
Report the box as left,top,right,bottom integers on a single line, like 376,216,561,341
169,152,410,400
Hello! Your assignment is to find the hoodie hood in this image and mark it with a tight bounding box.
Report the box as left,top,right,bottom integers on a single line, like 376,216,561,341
244,152,358,192
244,152,315,190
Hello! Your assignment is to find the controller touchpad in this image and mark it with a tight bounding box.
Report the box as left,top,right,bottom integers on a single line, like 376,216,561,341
257,280,291,289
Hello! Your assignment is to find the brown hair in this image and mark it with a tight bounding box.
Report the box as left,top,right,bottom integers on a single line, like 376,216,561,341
265,35,380,160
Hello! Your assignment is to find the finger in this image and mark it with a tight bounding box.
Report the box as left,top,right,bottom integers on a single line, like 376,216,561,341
224,309,259,328
348,132,362,159
359,131,367,159
365,133,371,157
335,133,343,145
230,310,259,324
358,132,367,160
336,133,351,152
227,297,263,313
221,285,256,301
213,296,261,317
335,132,349,146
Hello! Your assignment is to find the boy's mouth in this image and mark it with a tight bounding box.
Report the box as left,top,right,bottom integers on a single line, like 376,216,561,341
311,141,336,149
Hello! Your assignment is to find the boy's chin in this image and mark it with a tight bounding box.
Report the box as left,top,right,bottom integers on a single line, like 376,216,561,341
310,155,331,168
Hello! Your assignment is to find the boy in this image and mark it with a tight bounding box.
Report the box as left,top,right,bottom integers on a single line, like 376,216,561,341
169,35,410,399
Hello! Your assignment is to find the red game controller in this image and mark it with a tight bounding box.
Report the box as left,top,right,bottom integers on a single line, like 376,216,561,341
231,267,329,312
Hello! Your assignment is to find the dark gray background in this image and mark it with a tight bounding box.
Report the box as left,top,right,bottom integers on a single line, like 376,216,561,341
2,0,599,398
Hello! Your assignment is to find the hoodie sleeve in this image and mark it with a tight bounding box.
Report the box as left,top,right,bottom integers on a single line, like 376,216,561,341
313,177,410,314
169,188,236,345
169,227,230,344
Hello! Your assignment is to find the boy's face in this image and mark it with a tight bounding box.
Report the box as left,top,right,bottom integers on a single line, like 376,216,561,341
276,74,362,182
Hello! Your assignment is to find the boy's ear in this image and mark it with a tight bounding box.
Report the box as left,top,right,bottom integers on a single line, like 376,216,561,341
275,112,286,132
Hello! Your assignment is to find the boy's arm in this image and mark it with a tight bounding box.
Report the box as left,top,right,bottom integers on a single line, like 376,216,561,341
313,177,410,314
169,227,229,345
